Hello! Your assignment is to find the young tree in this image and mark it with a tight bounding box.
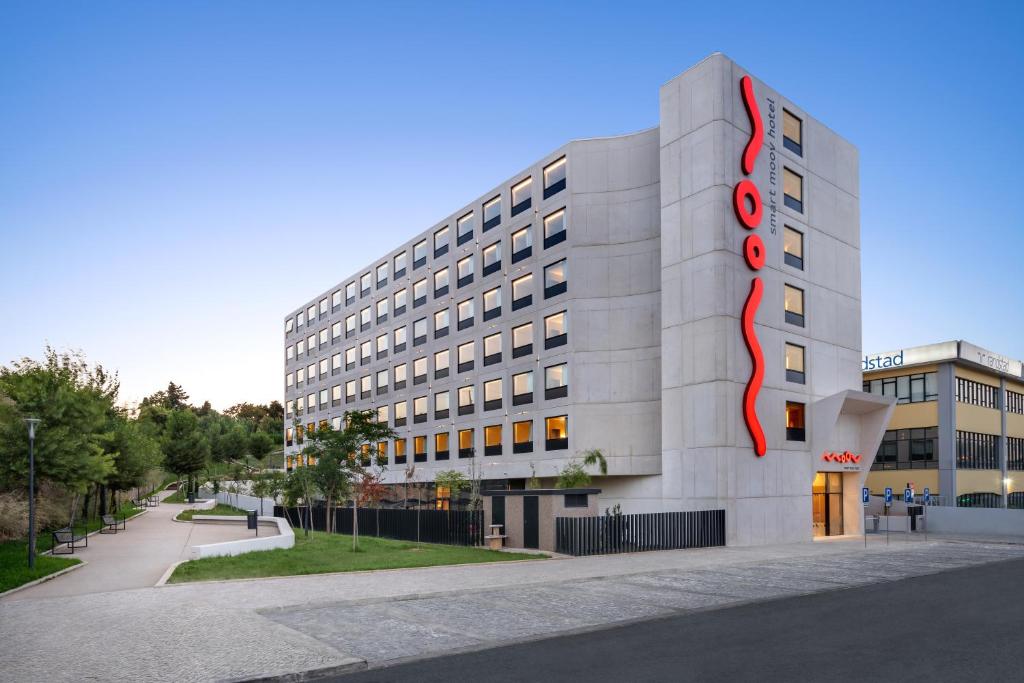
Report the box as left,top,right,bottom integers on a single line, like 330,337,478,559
556,449,608,489
434,469,469,513
283,465,316,536
162,409,209,497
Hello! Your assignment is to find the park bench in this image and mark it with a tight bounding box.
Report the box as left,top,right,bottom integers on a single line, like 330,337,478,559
51,526,88,554
100,514,126,534
147,495,160,507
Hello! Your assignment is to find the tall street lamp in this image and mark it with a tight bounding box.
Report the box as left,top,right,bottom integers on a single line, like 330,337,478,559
24,418,41,569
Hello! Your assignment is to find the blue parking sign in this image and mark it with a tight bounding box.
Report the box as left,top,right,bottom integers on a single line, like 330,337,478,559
904,488,913,504
924,487,931,504
884,487,893,505
862,487,870,505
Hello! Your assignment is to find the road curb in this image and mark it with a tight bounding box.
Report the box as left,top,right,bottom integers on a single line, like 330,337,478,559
222,657,368,682
0,558,88,600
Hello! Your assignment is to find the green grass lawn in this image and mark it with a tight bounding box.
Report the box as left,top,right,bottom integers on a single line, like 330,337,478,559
161,489,187,503
175,504,247,521
168,530,543,583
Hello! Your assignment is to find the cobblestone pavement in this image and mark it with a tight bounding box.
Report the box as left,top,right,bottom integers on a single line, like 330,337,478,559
1,536,1022,682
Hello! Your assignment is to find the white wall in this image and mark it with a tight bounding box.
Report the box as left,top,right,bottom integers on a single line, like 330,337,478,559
923,506,1024,537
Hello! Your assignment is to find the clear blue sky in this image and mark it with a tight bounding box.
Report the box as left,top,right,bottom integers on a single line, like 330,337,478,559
1,1,1022,410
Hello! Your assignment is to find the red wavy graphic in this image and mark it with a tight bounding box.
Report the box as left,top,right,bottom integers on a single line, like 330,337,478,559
733,179,762,229
743,234,765,270
740,75,763,175
741,277,766,457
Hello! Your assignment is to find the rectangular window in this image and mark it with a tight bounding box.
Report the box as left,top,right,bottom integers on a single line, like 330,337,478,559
297,339,306,356
413,318,427,346
413,239,427,269
331,352,341,373
345,314,356,337
307,304,317,322
376,368,389,395
544,259,567,298
360,306,371,331
286,372,294,388
783,109,802,156
786,401,806,441
286,400,294,418
331,384,341,406
543,157,566,199
331,291,341,310
784,168,803,213
345,282,356,305
484,378,502,411
457,298,474,330
484,424,503,456
414,435,427,462
346,380,356,402
394,251,407,279
545,415,568,450
484,331,502,366
287,345,294,361
511,225,533,263
512,322,533,358
434,348,450,379
956,430,1000,470
783,226,804,270
434,225,450,257
784,285,805,327
457,212,474,246
544,311,567,349
285,427,294,447
956,377,1001,409
343,346,355,370
545,363,568,399
434,308,450,338
483,286,502,321
394,326,407,353
511,177,532,216
306,364,315,381
394,437,407,464
394,288,407,316
296,310,305,328
543,208,566,249
457,255,474,288
360,375,371,399
457,341,475,373
513,370,533,405
513,420,533,453
394,400,407,426
376,262,389,288
483,195,501,231
376,298,388,323
435,390,450,419
331,321,341,341
319,298,329,318
296,396,305,416
458,385,475,415
394,362,407,389
435,432,450,461
285,317,294,334
319,328,328,347
512,273,532,310
434,267,450,297
482,241,502,276
458,428,474,458
785,343,805,384
360,272,372,296
360,340,371,364
413,356,427,385
307,334,315,353
413,278,427,308
318,358,328,377
413,396,427,423
307,392,316,411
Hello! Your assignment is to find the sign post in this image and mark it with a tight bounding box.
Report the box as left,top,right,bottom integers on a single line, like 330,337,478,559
884,487,893,546
923,487,931,541
862,487,870,548
904,488,913,542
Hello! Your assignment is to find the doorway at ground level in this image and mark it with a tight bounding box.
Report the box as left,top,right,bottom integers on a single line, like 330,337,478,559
812,472,844,537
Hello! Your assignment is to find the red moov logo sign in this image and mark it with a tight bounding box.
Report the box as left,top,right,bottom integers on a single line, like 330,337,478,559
735,75,766,457
822,451,862,464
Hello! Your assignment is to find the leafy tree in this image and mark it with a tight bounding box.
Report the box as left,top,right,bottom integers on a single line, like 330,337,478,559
434,469,469,512
166,382,190,410
248,430,274,461
161,409,209,497
555,449,608,489
217,424,248,463
283,465,316,536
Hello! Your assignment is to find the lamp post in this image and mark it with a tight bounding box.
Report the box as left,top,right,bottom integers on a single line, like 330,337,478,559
24,418,41,570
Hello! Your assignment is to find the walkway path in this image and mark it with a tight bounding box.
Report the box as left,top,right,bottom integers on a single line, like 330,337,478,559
1,533,1022,682
6,489,264,600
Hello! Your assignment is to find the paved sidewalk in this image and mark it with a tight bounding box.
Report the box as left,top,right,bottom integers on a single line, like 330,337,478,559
1,534,1022,682
5,490,265,600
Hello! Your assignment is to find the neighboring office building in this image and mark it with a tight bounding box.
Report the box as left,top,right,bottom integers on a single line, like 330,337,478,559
863,341,1023,508
282,53,892,545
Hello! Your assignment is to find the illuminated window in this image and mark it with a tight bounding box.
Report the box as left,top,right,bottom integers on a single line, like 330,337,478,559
413,239,427,268
458,385,475,415
484,378,502,411
345,314,355,336
413,356,427,384
360,375,371,399
413,317,427,345
296,367,305,384
394,288,407,316
784,168,803,212
307,334,315,352
394,326,407,352
545,363,567,399
511,225,532,263
414,435,427,462
318,389,328,408
513,370,533,405
414,396,427,423
345,380,356,402
376,404,389,424
287,345,294,361
483,332,502,366
413,278,427,307
457,297,474,330
484,424,503,456
319,297,328,317
318,328,328,347
295,396,305,415
376,368,389,394
394,362,407,389
285,317,294,334
307,304,316,322
297,339,305,355
286,427,294,447
286,400,294,418
434,267,449,297
543,209,566,248
376,298,388,323
345,346,356,369
306,363,315,382
394,251,407,278
435,432,450,461
434,225,450,257
296,310,305,328
345,282,356,304
483,286,501,321
286,372,294,388
512,273,532,310
376,333,389,358
482,241,502,276
376,262,389,287
457,341,475,372
784,284,805,327
434,308,450,338
785,343,805,384
435,349,450,378
458,428,474,458
512,322,533,358
332,384,341,406
544,311,567,349
513,420,533,453
457,212,474,245
394,437,407,464
331,321,341,341
360,272,372,296
332,352,341,373
360,306,371,330
483,195,501,231
545,415,568,450
786,401,806,441
360,340,371,364
394,400,407,426
783,109,802,156
544,260,567,298
543,156,566,198
435,390,450,419
318,358,328,377
511,177,532,216
457,255,474,287
784,226,803,270
307,392,315,411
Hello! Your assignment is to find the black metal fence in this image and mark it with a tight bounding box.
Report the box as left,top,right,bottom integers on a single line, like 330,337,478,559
273,505,483,546
555,509,726,556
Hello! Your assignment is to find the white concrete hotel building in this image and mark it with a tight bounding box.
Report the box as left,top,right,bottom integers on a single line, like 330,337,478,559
282,53,894,545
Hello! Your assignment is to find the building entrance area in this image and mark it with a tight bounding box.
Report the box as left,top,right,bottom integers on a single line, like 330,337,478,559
812,472,844,537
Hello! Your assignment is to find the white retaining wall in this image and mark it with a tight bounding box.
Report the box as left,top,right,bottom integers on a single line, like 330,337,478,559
200,489,279,516
923,506,1024,537
188,516,294,559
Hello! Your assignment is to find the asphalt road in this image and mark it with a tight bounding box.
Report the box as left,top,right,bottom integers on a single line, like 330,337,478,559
330,556,1024,683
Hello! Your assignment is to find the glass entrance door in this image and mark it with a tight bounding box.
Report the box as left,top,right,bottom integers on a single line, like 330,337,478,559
812,472,844,537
